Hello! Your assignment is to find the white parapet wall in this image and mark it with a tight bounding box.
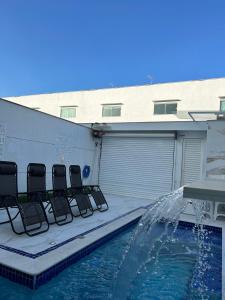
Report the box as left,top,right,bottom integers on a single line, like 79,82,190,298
0,99,100,192
7,78,225,123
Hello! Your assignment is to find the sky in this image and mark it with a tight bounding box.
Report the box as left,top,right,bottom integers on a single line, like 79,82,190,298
0,0,225,97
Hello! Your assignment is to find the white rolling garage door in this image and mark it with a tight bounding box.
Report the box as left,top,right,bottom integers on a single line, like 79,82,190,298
181,138,203,185
99,136,175,200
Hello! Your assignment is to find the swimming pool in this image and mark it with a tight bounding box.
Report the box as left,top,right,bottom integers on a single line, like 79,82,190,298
0,222,222,299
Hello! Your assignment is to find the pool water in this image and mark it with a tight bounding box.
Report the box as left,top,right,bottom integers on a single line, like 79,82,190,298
0,223,222,300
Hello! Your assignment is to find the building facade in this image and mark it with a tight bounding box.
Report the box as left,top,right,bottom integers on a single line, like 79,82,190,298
6,77,225,123
1,98,225,199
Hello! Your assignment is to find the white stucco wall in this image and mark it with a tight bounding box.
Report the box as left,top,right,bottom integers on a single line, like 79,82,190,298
206,120,225,180
0,99,100,192
1,96,224,195
6,77,225,123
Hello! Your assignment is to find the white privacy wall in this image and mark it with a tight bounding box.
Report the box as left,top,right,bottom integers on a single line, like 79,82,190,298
206,120,225,180
0,99,100,192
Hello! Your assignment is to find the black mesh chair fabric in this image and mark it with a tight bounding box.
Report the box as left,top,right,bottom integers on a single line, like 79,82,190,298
52,165,67,191
27,163,46,194
90,187,109,211
0,162,17,208
91,190,107,206
70,164,108,212
51,164,73,223
0,195,17,208
69,165,83,188
74,193,93,212
50,193,71,218
69,165,93,217
27,163,49,203
19,202,46,226
0,161,49,236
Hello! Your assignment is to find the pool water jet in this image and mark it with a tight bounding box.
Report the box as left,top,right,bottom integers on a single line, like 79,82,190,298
112,187,214,299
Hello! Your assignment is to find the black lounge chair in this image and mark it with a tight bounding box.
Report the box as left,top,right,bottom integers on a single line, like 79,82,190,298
69,165,94,218
89,187,109,212
52,164,73,225
0,161,49,236
28,163,73,226
27,163,49,208
69,165,108,212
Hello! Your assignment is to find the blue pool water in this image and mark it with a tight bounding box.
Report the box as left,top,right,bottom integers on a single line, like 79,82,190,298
0,222,222,300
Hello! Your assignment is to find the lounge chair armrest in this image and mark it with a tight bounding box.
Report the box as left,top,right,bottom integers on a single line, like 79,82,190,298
0,194,19,207
68,186,90,195
51,188,68,197
18,191,48,196
83,185,100,192
20,191,50,203
65,187,75,192
66,187,76,197
68,187,83,192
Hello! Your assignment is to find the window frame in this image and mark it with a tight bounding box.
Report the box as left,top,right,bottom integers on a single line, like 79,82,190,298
102,103,122,117
220,98,225,112
60,106,77,119
153,101,178,115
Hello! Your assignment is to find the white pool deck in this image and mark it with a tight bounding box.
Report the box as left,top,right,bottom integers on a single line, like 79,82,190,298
0,193,224,297
0,194,151,276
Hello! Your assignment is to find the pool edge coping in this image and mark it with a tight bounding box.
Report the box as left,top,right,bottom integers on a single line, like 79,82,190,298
0,207,146,289
0,208,223,293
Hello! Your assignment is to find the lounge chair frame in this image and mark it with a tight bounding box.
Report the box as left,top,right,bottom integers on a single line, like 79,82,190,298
69,165,108,213
69,165,94,218
52,164,73,225
0,161,49,236
28,163,73,226
88,185,109,212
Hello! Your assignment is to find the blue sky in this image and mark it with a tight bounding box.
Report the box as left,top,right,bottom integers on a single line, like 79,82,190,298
1,0,225,97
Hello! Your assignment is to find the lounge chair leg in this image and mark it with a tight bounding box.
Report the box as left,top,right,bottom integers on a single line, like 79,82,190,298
6,208,25,235
79,208,93,218
98,203,109,212
25,222,49,237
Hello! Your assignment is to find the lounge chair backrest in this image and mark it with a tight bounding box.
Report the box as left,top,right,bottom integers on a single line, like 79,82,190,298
0,161,17,201
27,163,46,193
69,165,82,188
52,164,67,190
0,162,49,236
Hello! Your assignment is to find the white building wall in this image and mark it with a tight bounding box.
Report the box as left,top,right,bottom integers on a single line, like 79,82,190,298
206,120,225,180
6,77,225,123
1,96,224,200
0,99,99,192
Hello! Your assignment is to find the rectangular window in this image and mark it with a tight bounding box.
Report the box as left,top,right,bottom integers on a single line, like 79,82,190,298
154,102,177,115
220,100,225,112
102,104,121,117
60,106,76,119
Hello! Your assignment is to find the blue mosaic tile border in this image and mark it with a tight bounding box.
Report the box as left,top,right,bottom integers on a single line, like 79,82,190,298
0,215,141,289
0,214,222,290
178,220,222,233
0,205,150,259
35,216,141,289
0,263,34,289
